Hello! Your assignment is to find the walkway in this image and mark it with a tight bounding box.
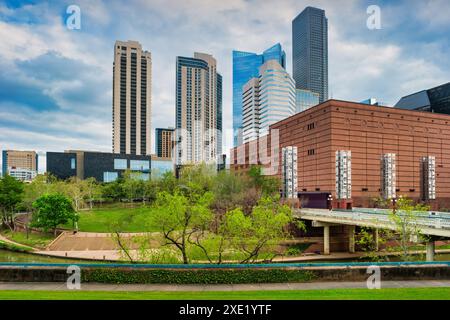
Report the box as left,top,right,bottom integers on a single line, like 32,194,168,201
0,280,449,291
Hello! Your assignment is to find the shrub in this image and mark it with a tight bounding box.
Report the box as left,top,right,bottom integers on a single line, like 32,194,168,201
82,268,316,284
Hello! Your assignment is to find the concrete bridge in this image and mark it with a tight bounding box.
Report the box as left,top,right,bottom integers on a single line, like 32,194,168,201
294,208,450,261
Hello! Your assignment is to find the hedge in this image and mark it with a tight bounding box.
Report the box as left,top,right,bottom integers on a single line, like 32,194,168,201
82,268,316,284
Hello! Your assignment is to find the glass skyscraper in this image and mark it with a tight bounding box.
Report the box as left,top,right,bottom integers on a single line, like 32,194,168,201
242,60,296,143
296,89,320,113
292,7,328,103
232,43,286,146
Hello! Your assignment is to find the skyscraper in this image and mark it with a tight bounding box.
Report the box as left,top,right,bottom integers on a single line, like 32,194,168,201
292,7,328,103
242,60,296,143
113,40,152,155
296,89,320,113
175,53,222,165
232,43,286,145
155,127,175,158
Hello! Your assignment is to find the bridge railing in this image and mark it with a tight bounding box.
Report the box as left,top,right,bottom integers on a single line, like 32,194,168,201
300,208,450,230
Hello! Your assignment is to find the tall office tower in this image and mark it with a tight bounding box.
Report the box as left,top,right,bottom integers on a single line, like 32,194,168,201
242,78,260,143
113,40,152,155
421,156,436,201
381,153,396,200
296,89,320,113
232,43,286,145
241,60,296,142
175,53,222,165
2,150,38,182
282,146,298,199
155,127,175,158
335,150,352,200
292,7,328,103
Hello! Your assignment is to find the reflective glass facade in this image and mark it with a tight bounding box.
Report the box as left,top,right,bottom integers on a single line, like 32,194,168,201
292,7,328,103
296,89,320,113
395,82,450,115
232,43,286,146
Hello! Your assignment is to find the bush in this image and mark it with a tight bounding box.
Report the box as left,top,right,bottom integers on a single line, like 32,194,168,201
82,268,316,284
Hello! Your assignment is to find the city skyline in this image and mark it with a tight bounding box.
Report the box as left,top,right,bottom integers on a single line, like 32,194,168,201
1,0,450,173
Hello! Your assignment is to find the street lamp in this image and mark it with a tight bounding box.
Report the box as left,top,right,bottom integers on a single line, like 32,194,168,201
392,196,397,215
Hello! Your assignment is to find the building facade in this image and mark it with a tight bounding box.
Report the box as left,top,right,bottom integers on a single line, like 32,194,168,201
155,127,175,158
233,43,286,145
175,53,222,165
242,60,296,143
395,82,450,115
296,89,320,113
242,78,260,143
292,7,328,103
47,151,151,182
113,40,152,155
2,150,38,182
231,100,450,210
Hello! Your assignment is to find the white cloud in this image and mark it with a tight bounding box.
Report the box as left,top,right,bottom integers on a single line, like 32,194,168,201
0,0,448,169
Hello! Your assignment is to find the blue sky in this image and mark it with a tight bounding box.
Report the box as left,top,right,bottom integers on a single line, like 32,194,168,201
0,0,449,172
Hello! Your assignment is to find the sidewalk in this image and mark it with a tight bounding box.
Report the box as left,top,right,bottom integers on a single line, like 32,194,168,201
0,280,449,292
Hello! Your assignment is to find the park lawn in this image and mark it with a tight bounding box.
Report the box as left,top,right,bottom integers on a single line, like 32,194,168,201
64,205,160,233
0,230,54,249
0,287,449,300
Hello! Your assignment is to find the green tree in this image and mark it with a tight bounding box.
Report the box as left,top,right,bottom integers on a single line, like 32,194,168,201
84,177,102,209
64,177,86,211
389,197,428,261
0,175,24,230
224,196,302,263
247,165,280,196
102,180,124,202
0,174,24,230
31,193,78,236
149,189,214,264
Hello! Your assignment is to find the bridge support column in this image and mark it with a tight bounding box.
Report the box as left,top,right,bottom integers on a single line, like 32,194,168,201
426,240,435,262
348,225,355,253
323,225,330,255
373,229,379,252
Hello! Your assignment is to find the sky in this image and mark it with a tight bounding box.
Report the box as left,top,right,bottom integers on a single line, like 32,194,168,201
0,0,449,173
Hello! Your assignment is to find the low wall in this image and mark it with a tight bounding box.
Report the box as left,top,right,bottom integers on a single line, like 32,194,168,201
0,263,448,284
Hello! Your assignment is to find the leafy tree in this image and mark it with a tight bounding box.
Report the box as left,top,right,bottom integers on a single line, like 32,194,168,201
31,193,78,236
0,175,24,230
355,227,390,261
102,180,125,202
149,189,214,264
84,177,102,209
389,197,428,261
247,165,280,196
122,170,144,204
64,177,86,211
224,196,302,263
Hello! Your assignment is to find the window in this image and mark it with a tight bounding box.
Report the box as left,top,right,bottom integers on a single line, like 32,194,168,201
307,149,315,156
70,158,76,170
307,122,315,130
114,159,127,170
130,160,150,171
103,172,118,183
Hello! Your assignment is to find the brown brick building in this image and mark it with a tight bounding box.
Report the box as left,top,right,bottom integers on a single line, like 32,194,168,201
230,100,450,210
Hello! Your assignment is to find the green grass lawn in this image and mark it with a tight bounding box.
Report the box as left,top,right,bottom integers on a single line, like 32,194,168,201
0,288,449,300
64,205,159,232
0,230,54,249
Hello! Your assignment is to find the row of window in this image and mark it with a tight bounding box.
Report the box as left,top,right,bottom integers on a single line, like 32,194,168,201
113,159,150,171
